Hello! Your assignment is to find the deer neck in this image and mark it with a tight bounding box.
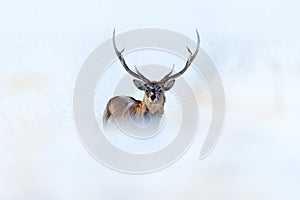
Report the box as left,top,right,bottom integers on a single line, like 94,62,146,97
142,95,165,115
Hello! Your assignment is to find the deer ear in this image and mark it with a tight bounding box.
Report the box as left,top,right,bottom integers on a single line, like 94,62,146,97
133,79,145,90
164,79,175,91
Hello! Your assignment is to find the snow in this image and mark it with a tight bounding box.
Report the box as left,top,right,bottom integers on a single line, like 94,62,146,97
0,0,300,199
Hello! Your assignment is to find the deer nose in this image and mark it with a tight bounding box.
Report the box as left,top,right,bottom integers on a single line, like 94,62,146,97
150,95,156,100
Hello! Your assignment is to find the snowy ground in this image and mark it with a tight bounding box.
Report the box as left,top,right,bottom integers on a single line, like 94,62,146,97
0,0,300,199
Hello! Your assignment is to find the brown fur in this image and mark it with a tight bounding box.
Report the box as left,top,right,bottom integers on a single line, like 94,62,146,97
103,94,165,125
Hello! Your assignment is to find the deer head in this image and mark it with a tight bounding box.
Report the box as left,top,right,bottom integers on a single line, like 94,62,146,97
112,29,200,113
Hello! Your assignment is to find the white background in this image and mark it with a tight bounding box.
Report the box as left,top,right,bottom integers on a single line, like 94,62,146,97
1,0,300,199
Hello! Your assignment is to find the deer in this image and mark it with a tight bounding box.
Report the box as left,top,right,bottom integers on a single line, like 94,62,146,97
103,29,200,127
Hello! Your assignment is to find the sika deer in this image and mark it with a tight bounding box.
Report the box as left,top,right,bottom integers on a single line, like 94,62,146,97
103,30,200,126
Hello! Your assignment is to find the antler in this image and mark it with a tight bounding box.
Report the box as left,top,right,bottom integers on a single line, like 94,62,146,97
159,64,175,81
113,29,151,83
160,30,200,83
